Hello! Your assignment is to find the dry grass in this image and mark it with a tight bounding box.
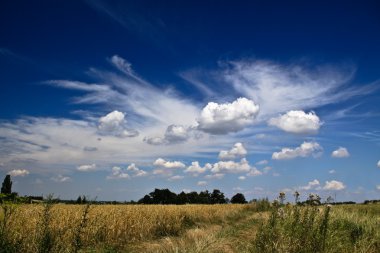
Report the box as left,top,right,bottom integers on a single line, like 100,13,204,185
0,203,247,252
1,202,379,253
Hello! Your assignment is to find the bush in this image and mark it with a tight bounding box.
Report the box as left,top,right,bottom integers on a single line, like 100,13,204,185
254,205,331,253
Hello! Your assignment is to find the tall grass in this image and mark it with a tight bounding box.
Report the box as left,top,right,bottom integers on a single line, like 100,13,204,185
254,204,380,253
0,203,246,252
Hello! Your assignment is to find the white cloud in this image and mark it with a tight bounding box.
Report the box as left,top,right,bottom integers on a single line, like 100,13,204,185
238,176,246,180
300,179,320,190
153,158,186,169
197,181,207,186
49,55,200,129
8,169,30,177
272,141,323,160
153,158,186,176
185,161,211,175
77,164,96,172
144,125,194,145
377,160,380,168
211,158,251,174
268,110,322,134
329,169,336,174
51,174,71,183
256,160,268,165
376,185,380,190
168,175,184,181
197,97,259,134
233,187,243,191
218,142,247,160
246,166,262,177
107,166,130,179
126,163,148,177
224,60,374,117
204,173,225,179
323,180,346,190
98,110,138,138
164,125,190,143
331,147,350,158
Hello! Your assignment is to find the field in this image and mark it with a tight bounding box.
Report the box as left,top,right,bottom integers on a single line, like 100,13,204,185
0,202,379,253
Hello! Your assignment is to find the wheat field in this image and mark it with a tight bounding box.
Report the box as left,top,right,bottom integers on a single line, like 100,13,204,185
1,202,380,252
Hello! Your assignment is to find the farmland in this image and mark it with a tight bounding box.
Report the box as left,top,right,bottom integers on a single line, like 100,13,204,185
1,201,379,252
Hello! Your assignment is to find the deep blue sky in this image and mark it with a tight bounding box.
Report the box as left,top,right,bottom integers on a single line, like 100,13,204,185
0,0,379,202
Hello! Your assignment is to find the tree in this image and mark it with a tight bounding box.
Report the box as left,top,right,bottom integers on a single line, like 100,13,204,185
177,191,189,204
1,175,12,194
138,194,152,204
231,193,247,204
210,189,227,204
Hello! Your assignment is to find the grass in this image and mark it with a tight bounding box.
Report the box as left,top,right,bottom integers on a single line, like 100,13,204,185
0,201,379,252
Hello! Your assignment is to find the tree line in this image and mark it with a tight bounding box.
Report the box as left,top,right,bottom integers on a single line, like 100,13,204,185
137,188,247,204
1,174,248,204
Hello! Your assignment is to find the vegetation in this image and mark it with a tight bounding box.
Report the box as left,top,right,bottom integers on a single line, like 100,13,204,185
138,188,229,204
0,175,379,252
231,193,247,204
1,175,12,195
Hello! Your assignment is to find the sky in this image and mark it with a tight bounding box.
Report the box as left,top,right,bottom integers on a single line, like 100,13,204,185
0,0,380,202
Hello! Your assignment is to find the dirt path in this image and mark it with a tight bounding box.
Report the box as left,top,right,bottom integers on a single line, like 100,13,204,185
129,210,266,253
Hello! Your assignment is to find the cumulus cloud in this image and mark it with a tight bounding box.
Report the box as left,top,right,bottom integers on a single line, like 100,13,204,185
8,169,30,177
107,166,130,179
272,141,323,160
218,142,247,160
144,125,194,145
164,125,190,143
107,163,148,179
197,181,207,186
197,97,259,134
268,110,322,134
153,158,186,176
238,176,246,180
143,136,165,145
323,180,346,190
211,158,251,174
126,163,148,177
329,170,336,174
51,174,71,182
246,166,262,176
98,110,138,138
185,161,211,175
331,147,350,158
77,164,96,172
376,185,380,191
377,160,380,168
300,179,320,190
153,158,186,169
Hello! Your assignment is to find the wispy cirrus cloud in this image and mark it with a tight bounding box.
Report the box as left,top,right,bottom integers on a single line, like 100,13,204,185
223,60,376,118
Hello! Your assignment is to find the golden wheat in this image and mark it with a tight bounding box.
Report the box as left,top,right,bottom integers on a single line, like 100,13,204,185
1,203,246,252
